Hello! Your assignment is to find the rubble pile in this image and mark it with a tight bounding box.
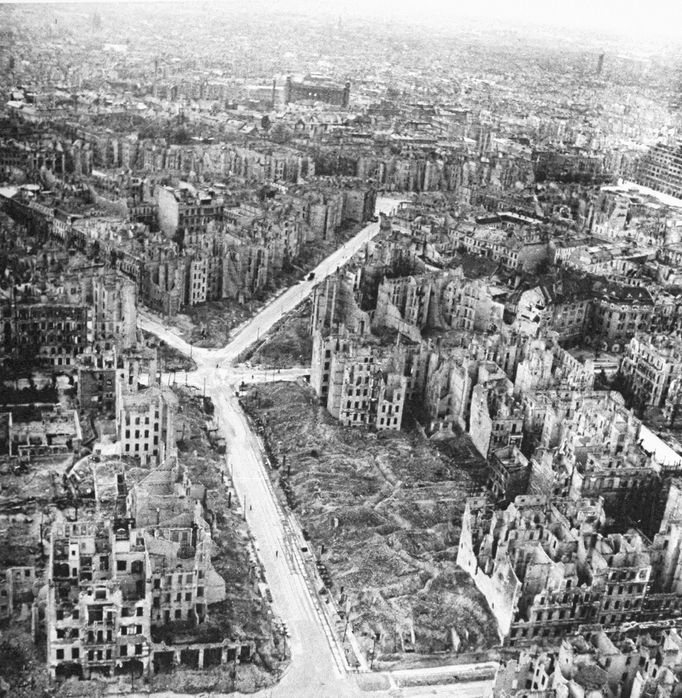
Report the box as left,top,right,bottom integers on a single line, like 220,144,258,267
245,381,498,660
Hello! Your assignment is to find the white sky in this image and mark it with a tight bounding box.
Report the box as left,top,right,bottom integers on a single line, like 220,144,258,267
272,0,682,40
11,0,682,42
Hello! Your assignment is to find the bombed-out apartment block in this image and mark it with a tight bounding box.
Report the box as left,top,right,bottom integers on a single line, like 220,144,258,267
77,349,117,414
522,390,619,455
493,628,682,697
116,384,176,466
468,363,524,458
0,264,140,367
0,566,36,621
620,333,682,409
90,271,138,352
47,459,234,682
450,213,549,273
590,284,655,347
127,464,226,626
311,328,408,430
524,390,682,536
635,140,682,200
372,270,507,340
509,277,593,344
47,518,154,681
513,338,596,394
507,272,672,351
2,297,90,367
310,271,371,337
117,345,159,392
417,334,517,435
0,403,82,463
77,344,159,415
156,185,224,239
420,332,596,438
310,299,599,440
488,445,530,503
459,473,682,647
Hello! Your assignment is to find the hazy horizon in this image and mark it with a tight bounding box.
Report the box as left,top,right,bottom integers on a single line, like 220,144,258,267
7,0,682,46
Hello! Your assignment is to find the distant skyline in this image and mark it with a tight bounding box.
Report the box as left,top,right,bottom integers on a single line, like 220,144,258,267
6,0,682,45
283,0,682,40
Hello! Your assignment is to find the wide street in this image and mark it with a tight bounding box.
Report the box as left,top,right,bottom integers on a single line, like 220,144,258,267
140,197,493,698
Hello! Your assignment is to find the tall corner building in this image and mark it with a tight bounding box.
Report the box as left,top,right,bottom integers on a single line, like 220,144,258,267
635,140,682,199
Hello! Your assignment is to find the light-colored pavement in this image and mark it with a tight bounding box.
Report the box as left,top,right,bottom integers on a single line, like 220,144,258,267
139,197,495,697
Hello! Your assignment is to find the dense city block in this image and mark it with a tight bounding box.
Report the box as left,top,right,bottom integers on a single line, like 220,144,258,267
2,3,682,697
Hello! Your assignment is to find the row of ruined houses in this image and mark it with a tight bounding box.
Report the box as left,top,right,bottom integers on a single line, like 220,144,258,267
493,627,682,698
0,181,376,317
459,389,682,650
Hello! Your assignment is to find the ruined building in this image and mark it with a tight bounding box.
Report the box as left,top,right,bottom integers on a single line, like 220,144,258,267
493,628,682,697
90,271,138,352
0,403,82,464
459,477,682,647
46,459,233,682
2,296,90,367
283,75,350,108
469,363,524,458
77,343,158,415
635,141,682,200
620,333,682,408
525,391,682,537
311,328,408,430
310,270,371,337
47,518,154,681
116,384,177,466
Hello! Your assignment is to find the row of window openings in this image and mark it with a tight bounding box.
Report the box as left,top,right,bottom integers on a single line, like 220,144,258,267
55,645,143,661
124,444,158,454
152,589,202,605
124,429,159,439
125,414,159,426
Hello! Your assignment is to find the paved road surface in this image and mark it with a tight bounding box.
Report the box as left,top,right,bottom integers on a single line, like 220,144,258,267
139,197,398,364
140,196,495,697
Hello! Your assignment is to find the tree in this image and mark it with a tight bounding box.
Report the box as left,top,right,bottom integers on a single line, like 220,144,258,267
171,127,191,145
269,122,293,145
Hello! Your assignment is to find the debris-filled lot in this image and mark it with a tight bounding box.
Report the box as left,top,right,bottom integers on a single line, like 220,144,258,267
0,380,287,698
241,381,499,667
238,300,313,368
161,222,363,349
166,385,289,691
141,331,197,373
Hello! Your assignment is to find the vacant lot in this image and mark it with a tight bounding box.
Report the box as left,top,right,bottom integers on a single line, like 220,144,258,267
243,381,499,665
239,300,312,368
141,331,197,372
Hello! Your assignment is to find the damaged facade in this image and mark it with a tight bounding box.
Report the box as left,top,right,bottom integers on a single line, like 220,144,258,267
46,458,240,682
